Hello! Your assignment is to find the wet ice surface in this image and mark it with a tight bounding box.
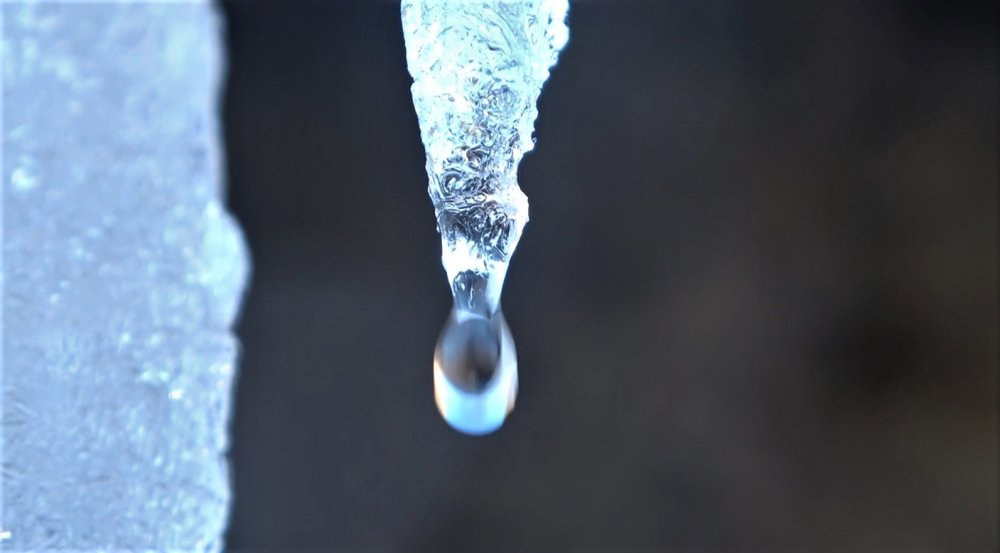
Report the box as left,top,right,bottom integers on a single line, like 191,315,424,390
1,2,247,550
402,0,568,433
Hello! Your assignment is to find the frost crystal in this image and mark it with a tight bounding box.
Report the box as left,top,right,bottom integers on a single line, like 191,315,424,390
402,0,568,314
1,2,247,550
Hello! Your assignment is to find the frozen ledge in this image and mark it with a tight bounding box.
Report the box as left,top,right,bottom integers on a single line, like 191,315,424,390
1,2,248,550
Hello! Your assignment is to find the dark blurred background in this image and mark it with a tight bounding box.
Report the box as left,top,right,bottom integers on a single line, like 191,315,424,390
220,1,998,551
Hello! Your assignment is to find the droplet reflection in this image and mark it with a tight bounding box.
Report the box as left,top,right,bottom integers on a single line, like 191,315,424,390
433,308,517,435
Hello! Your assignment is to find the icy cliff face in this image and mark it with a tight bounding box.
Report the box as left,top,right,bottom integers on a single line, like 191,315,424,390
2,2,247,550
402,0,568,314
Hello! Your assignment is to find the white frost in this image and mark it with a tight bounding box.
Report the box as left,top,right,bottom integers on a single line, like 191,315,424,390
1,2,248,550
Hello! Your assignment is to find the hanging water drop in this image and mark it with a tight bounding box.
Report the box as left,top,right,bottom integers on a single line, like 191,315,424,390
433,308,517,435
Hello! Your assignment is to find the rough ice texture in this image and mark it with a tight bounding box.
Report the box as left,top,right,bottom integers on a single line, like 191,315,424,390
1,2,248,551
402,0,568,314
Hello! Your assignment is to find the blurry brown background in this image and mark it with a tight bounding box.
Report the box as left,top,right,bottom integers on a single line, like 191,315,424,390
221,1,998,550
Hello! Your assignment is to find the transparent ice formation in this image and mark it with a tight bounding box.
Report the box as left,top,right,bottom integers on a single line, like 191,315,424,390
402,0,568,434
1,2,247,550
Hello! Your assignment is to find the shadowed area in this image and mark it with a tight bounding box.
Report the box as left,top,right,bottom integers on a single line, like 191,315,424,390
222,1,997,551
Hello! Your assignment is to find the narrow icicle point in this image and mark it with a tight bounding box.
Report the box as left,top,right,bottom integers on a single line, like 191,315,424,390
402,0,568,434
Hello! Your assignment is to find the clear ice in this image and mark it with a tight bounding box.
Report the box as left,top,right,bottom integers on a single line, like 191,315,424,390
1,2,248,550
402,0,568,434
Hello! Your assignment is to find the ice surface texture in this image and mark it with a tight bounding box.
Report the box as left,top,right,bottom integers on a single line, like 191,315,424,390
402,0,568,314
1,2,248,550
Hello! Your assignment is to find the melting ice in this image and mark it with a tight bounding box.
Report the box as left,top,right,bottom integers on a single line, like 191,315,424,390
402,0,568,434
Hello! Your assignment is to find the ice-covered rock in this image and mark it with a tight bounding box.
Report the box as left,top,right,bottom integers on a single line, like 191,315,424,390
1,2,248,550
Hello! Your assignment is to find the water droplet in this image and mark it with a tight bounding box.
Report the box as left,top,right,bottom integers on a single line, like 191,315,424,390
433,307,517,435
